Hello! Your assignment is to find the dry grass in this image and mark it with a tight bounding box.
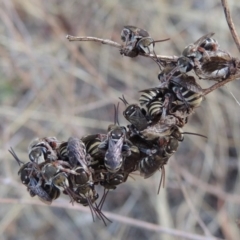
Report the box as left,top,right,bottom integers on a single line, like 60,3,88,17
1,0,240,239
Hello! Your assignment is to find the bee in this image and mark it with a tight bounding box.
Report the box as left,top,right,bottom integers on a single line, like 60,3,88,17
100,172,128,190
120,95,149,133
9,147,40,185
121,26,149,43
41,162,79,202
66,137,90,173
163,33,219,81
138,126,184,193
194,51,239,80
9,147,59,204
120,25,150,57
123,144,140,173
139,86,185,127
182,32,217,61
120,25,169,68
81,134,106,169
169,74,203,110
138,143,169,193
98,104,131,173
27,177,55,204
28,137,59,164
139,87,177,122
159,73,203,113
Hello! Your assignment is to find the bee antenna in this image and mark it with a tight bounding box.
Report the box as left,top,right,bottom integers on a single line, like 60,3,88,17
9,147,24,166
113,103,120,125
153,37,170,43
98,188,109,210
157,166,165,194
183,132,207,139
119,95,128,106
86,197,96,223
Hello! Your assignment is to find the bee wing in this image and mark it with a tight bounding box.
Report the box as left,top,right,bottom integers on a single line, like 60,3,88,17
108,137,124,157
171,76,203,94
124,26,149,37
81,134,99,142
194,32,215,46
202,56,230,72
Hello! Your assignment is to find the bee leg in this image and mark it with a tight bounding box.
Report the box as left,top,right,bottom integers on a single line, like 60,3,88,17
157,166,166,194
51,161,80,175
98,188,109,211
43,142,58,161
161,93,172,119
150,49,163,71
98,140,108,150
127,125,140,137
54,160,71,168
173,87,191,112
60,167,80,175
197,46,210,61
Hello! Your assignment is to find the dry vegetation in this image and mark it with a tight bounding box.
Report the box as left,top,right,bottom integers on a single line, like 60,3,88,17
1,0,240,239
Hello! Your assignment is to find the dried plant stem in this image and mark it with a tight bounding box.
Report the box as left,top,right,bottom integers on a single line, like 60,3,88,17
66,35,122,48
221,0,240,53
66,34,240,95
66,35,178,62
0,197,224,240
203,73,240,95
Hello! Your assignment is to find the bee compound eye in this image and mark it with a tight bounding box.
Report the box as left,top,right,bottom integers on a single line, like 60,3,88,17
121,35,126,42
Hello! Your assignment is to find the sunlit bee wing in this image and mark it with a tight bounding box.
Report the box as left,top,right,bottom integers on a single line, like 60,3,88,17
171,75,203,94
124,26,149,38
104,137,123,172
28,178,52,203
193,32,215,46
67,137,88,170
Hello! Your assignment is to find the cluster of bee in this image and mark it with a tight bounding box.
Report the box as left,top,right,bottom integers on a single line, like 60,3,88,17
120,26,240,81
10,26,239,225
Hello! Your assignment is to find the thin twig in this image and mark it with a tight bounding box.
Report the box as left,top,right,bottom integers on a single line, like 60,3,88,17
173,162,240,204
66,35,178,62
0,197,224,240
173,162,213,237
203,73,240,95
221,0,240,53
66,35,122,48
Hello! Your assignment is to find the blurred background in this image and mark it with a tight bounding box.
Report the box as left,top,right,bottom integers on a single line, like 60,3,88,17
1,0,240,239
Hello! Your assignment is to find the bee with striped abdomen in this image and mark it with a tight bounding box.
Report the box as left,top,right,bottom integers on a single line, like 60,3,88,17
81,134,106,169
139,87,177,122
169,74,203,111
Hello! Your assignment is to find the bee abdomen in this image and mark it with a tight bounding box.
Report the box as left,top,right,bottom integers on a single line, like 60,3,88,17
139,156,163,179
148,100,163,116
139,90,160,106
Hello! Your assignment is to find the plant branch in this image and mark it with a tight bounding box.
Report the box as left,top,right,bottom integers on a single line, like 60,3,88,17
203,73,240,96
221,0,240,53
0,197,224,240
66,35,178,62
66,34,240,95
